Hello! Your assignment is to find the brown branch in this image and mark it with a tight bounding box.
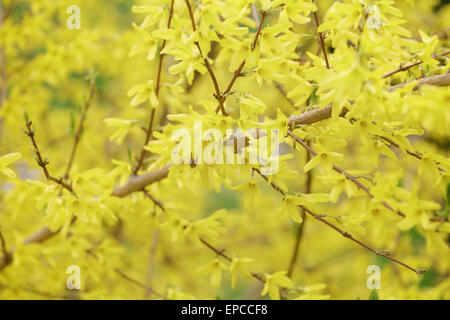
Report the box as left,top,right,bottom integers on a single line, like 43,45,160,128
64,82,96,179
0,216,78,271
383,51,450,79
0,165,170,272
199,237,232,262
287,130,405,218
379,135,445,173
382,61,422,79
253,169,425,275
133,0,175,175
0,229,11,266
114,268,165,299
9,70,446,276
142,189,166,212
113,164,171,198
184,0,227,116
313,9,330,70
286,81,446,171
133,108,157,175
24,120,75,194
199,238,266,284
214,10,267,113
288,104,335,126
388,72,450,91
133,193,269,288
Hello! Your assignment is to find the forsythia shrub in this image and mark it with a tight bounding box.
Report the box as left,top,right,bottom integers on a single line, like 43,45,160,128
0,0,449,300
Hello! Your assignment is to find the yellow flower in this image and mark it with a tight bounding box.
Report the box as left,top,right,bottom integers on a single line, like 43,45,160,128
261,271,293,300
198,259,229,288
127,80,159,107
103,118,138,145
0,153,22,178
304,144,344,174
230,257,253,289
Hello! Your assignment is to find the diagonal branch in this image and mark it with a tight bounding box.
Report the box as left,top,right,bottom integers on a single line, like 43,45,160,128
382,50,450,79
64,81,96,179
24,120,75,194
214,9,267,113
388,72,450,91
114,268,165,299
199,238,266,284
313,4,330,70
287,130,406,218
253,169,424,275
184,0,227,115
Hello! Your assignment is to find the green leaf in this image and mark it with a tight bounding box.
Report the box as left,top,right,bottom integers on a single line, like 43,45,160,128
369,290,379,300
23,111,30,124
419,268,439,289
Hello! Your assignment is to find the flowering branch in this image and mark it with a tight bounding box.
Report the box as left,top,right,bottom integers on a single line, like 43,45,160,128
313,7,330,70
113,164,171,198
388,72,450,91
214,9,268,113
184,0,227,116
199,237,266,284
24,119,75,194
287,130,406,218
253,169,425,275
133,0,175,175
382,50,450,79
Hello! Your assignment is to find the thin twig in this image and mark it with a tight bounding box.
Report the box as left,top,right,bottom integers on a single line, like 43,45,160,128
64,82,96,179
133,0,175,175
287,130,406,218
114,268,165,299
253,169,425,275
24,120,75,194
313,8,330,70
0,229,11,265
199,238,266,284
184,0,227,115
388,72,450,91
142,189,166,212
214,10,267,113
383,50,450,79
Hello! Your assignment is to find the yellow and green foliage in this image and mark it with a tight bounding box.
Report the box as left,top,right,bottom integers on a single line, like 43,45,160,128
0,0,449,300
